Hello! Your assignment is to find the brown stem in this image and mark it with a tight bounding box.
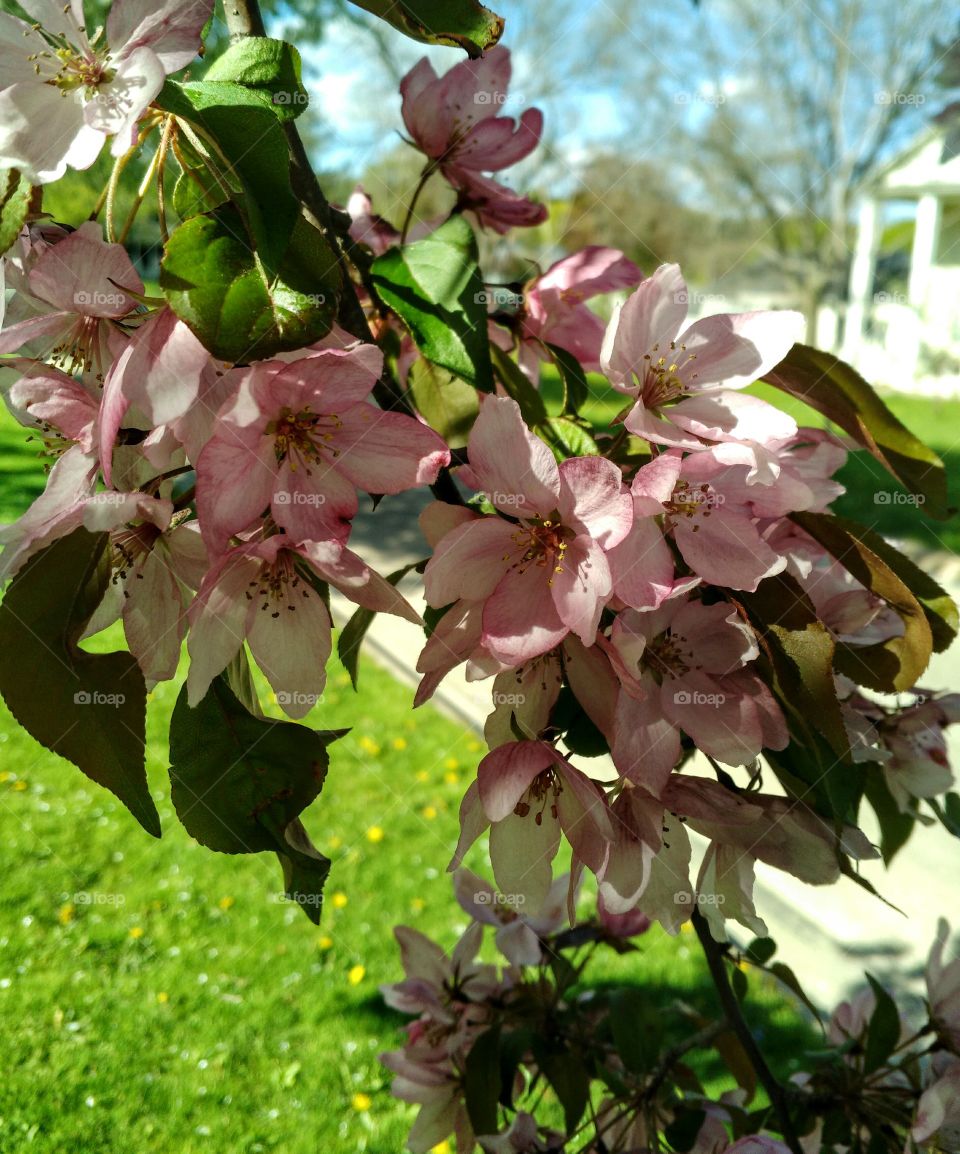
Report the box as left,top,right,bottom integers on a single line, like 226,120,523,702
692,909,804,1154
220,0,470,509
400,162,437,245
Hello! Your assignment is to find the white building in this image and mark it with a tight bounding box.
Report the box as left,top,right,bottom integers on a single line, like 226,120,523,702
843,127,960,396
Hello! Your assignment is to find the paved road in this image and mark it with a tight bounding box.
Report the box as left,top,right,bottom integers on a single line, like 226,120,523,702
335,490,960,1010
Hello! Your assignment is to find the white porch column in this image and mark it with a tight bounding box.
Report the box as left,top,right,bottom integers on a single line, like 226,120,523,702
843,196,880,365
907,193,941,308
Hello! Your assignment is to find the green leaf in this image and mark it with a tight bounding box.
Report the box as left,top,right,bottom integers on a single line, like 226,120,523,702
864,773,915,865
348,0,504,57
763,344,951,519
664,1108,708,1152
730,964,749,1003
0,530,158,836
337,560,425,689
168,677,345,922
490,343,547,425
551,684,608,757
745,936,777,966
155,79,300,273
407,358,479,448
537,416,599,461
204,37,308,120
733,573,850,760
463,1025,501,1135
539,1048,590,1134
792,512,933,692
372,217,493,390
609,987,662,1073
765,735,864,825
161,204,339,363
928,792,960,838
547,343,590,415
819,514,957,655
715,1028,757,1101
171,166,228,220
0,168,32,257
864,974,901,1073
944,792,960,836
768,961,823,1024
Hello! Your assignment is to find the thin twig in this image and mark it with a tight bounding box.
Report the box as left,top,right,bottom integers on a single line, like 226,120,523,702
692,909,804,1154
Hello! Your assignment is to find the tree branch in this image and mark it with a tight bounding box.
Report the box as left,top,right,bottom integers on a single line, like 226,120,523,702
692,910,804,1154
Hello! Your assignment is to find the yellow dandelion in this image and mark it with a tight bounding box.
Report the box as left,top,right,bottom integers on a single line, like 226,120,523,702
467,740,483,752
351,1092,372,1112
391,737,407,751
432,1142,452,1154
365,826,384,844
58,904,75,926
331,892,348,910
317,935,333,951
443,757,459,770
218,896,235,911
12,780,27,792
358,736,381,756
348,964,366,986
0,772,10,783
328,835,343,851
129,926,144,940
443,770,460,785
680,920,694,934
415,770,429,783
156,992,169,1005
410,897,426,913
422,805,437,820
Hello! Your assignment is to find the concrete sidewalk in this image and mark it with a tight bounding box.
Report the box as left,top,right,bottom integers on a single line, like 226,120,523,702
333,490,960,1009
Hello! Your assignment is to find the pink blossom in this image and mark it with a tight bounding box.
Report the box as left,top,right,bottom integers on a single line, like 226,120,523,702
927,918,960,1052
195,345,450,553
882,694,960,811
450,740,613,910
0,221,142,382
380,922,500,1022
4,359,100,454
455,170,547,234
623,449,788,592
98,306,211,484
726,1139,792,1154
186,534,421,718
80,496,206,683
696,841,768,940
0,0,213,182
423,395,632,665
600,263,804,463
772,525,907,646
912,1054,960,1148
605,599,788,792
379,922,501,1154
497,246,642,382
345,186,437,254
0,436,98,581
399,47,546,233
478,1112,565,1154
598,776,763,932
400,46,542,178
478,633,618,749
453,867,570,966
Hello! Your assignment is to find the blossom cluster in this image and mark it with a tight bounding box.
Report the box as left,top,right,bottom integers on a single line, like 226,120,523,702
1,10,958,1154
381,874,960,1153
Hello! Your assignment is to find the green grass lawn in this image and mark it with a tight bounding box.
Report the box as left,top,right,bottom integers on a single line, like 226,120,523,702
0,373,837,1152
